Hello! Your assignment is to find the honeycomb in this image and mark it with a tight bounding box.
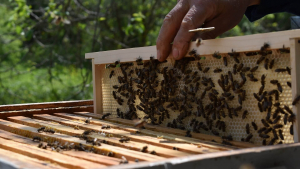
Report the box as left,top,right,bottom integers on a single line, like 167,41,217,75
100,49,293,145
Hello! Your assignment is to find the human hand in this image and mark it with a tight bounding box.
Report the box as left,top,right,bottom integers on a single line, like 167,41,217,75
156,0,260,61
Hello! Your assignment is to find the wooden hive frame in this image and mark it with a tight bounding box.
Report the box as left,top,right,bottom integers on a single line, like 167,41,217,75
86,29,300,143
0,100,259,169
0,101,300,168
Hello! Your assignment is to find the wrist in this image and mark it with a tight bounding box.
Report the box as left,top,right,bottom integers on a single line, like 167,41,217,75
248,0,260,6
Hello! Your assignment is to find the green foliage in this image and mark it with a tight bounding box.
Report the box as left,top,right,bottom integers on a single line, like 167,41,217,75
0,0,293,104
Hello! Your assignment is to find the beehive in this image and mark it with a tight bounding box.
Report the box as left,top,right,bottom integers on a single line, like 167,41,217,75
86,30,300,145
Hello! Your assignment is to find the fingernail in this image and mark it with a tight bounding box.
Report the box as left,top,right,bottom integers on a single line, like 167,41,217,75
157,51,161,61
172,47,179,59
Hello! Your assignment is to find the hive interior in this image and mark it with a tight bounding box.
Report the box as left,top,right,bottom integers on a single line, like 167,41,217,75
100,49,294,145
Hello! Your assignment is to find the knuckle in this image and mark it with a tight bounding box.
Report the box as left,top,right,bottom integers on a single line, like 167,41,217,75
181,16,195,29
163,14,174,24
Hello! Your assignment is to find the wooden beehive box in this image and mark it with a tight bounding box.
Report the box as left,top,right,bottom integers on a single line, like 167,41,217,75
86,29,300,145
0,30,299,169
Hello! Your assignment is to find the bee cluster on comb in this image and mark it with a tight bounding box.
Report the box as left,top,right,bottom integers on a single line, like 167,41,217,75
104,43,297,145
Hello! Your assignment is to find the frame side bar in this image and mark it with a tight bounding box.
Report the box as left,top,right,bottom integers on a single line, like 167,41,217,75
290,37,300,142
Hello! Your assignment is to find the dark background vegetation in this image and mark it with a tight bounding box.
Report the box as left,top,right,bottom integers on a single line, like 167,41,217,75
0,0,293,104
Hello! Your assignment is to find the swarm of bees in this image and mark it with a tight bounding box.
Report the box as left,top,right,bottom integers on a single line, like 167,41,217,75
108,43,297,146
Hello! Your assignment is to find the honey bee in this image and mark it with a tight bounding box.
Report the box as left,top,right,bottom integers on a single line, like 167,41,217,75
212,129,219,136
213,68,222,73
119,136,131,143
222,140,233,146
85,117,92,124
269,59,275,69
185,130,192,137
287,81,291,88
286,67,291,75
241,67,250,72
252,121,258,130
292,95,300,105
275,68,287,73
268,138,277,145
256,55,265,64
278,129,284,140
250,66,258,72
261,43,270,51
245,52,257,56
212,51,221,59
290,124,294,135
257,127,266,134
264,58,269,70
288,113,296,123
277,83,283,93
261,74,266,86
37,126,45,133
107,151,114,157
245,133,253,142
272,129,278,139
101,113,111,120
197,62,202,71
173,147,179,150
109,70,115,78
246,124,250,134
237,63,244,72
203,67,210,73
278,45,290,53
261,119,270,127
264,127,272,134
273,124,283,129
223,57,228,66
259,133,270,139
33,136,42,142
270,80,278,84
222,135,233,141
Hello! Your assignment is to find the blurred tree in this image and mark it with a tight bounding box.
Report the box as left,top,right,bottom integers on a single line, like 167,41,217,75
0,0,294,104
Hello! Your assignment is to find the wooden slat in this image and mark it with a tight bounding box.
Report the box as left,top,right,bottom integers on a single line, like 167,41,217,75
0,119,164,162
53,113,234,150
0,129,125,166
0,100,93,112
0,136,104,169
85,29,300,64
74,112,255,148
0,106,93,119
92,61,105,114
34,114,218,154
290,37,300,142
80,112,257,148
14,115,193,158
0,148,66,169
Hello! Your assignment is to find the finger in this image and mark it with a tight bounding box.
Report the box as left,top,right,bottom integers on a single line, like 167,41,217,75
156,1,189,62
171,5,209,60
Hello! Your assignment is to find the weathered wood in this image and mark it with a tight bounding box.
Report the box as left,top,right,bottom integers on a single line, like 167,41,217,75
0,106,93,119
0,100,93,112
0,129,125,166
0,119,164,162
74,112,256,148
290,37,300,142
85,29,300,64
0,137,105,169
53,113,234,150
0,148,66,169
9,115,192,158
93,61,105,114
34,114,219,154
